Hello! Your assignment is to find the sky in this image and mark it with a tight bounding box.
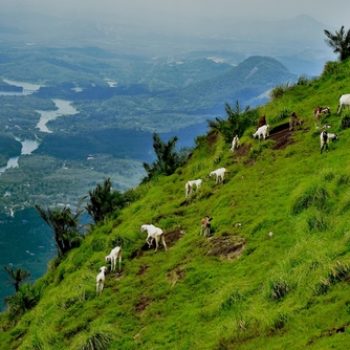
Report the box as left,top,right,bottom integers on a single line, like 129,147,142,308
1,0,349,27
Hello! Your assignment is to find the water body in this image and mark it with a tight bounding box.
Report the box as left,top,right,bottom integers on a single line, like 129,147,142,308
0,78,42,96
0,139,40,175
36,99,78,133
0,208,55,309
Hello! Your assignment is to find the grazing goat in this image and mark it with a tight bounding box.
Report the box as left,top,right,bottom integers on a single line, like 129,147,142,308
185,179,202,197
230,135,240,152
140,224,167,251
209,167,227,184
289,112,303,131
253,124,269,140
320,131,335,153
257,115,267,128
337,94,350,114
314,106,331,120
96,266,107,295
105,246,122,272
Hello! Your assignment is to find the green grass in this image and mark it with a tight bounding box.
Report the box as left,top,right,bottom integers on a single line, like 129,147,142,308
2,59,350,349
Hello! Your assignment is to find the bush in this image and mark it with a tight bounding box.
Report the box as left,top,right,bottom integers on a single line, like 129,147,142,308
220,290,245,312
81,332,111,350
208,101,258,144
271,313,288,331
292,185,330,214
315,261,350,295
307,215,329,232
269,279,289,301
322,61,341,77
340,115,350,129
296,75,310,86
270,84,290,99
271,108,290,124
6,284,41,318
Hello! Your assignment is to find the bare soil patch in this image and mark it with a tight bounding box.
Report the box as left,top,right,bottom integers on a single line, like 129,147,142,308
135,296,152,312
269,122,296,150
206,234,246,260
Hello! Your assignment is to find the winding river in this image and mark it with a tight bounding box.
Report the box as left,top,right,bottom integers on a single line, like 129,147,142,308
36,99,78,133
0,80,79,174
0,139,40,174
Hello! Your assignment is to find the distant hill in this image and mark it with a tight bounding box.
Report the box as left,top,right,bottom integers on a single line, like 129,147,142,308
166,56,296,112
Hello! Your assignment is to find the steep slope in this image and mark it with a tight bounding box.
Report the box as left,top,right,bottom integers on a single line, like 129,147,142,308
1,60,350,349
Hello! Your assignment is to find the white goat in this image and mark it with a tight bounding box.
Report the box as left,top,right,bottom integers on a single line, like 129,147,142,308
327,133,338,142
320,131,337,153
140,224,167,251
209,167,227,184
230,135,240,152
185,179,202,197
105,246,122,272
253,124,269,140
337,94,350,114
96,266,107,295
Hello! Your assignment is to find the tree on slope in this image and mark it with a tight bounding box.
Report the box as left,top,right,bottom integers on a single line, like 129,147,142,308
208,101,257,143
3,266,30,292
143,133,182,180
324,26,350,61
35,205,81,257
86,178,125,223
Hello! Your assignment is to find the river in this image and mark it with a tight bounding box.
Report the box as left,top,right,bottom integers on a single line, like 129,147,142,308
0,78,42,96
36,99,78,133
0,139,40,175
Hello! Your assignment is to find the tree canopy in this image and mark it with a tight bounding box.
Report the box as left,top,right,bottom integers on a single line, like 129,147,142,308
324,26,350,61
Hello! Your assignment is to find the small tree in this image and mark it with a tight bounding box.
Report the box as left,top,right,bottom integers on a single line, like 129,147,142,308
35,205,81,257
86,178,125,223
3,266,30,292
5,284,41,318
208,101,257,143
324,26,350,61
143,133,182,181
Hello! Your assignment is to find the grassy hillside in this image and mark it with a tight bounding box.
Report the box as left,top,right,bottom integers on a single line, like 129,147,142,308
2,59,350,350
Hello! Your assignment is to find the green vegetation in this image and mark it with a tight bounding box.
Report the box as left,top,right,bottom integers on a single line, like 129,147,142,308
208,101,258,142
35,205,82,257
2,59,350,349
143,133,184,181
324,26,350,61
86,178,133,224
3,266,31,293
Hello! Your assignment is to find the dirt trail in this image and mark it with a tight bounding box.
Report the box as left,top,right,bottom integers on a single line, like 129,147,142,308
269,122,294,150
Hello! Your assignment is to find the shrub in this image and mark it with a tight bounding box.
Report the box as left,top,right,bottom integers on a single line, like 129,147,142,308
6,284,41,318
340,114,350,129
322,61,341,77
271,108,290,124
337,174,350,186
143,133,184,181
220,290,245,312
307,215,329,232
208,101,258,143
292,185,330,214
271,313,288,331
315,261,350,295
322,170,335,182
269,279,289,301
296,75,310,86
270,84,290,99
81,332,111,350
86,178,128,224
